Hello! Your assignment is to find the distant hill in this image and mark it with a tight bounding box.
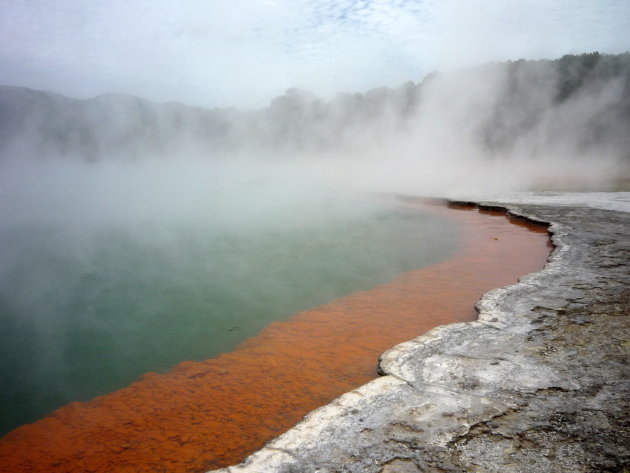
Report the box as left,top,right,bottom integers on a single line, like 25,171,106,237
0,86,244,161
1,52,629,163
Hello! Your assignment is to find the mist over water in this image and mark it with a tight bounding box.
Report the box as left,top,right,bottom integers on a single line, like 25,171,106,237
0,158,459,435
2,55,629,198
0,53,629,435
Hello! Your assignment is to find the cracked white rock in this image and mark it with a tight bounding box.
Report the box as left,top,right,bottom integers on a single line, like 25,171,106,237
208,192,630,473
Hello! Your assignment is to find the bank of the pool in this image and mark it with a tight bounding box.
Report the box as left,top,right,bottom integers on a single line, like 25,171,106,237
0,199,552,473
207,194,629,473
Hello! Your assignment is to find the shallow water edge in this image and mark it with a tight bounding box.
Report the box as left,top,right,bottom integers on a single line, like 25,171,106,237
0,197,553,473
208,193,630,473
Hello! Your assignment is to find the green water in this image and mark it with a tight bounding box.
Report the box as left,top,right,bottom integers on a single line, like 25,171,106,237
0,201,457,435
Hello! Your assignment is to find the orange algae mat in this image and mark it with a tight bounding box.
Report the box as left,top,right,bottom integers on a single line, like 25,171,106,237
0,200,551,473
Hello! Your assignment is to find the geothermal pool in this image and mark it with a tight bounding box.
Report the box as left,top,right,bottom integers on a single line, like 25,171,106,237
0,199,551,473
0,197,457,436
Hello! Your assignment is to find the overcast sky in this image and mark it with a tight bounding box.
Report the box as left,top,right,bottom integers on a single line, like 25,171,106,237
1,0,629,108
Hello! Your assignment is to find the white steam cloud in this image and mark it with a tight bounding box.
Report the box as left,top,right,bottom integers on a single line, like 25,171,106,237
1,55,629,221
1,52,629,435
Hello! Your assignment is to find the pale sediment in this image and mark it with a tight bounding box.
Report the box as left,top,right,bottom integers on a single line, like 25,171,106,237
210,193,630,473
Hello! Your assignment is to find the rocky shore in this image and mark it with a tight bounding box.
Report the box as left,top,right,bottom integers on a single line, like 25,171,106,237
210,193,630,473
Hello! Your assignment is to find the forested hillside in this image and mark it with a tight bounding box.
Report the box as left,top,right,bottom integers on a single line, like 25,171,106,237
1,52,628,164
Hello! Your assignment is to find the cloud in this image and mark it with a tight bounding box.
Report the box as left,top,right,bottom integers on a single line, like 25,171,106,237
427,0,630,69
0,0,628,107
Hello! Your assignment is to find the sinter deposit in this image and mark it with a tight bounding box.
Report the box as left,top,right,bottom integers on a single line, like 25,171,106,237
210,192,630,473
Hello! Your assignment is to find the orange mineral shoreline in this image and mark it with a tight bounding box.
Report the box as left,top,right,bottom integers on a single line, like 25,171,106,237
0,200,552,473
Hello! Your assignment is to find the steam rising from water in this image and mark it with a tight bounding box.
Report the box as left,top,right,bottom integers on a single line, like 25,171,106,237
0,54,628,434
2,54,628,197
0,158,345,229
0,158,458,435
313,58,630,194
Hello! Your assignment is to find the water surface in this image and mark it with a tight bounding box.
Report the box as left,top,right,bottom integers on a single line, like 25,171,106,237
0,197,457,435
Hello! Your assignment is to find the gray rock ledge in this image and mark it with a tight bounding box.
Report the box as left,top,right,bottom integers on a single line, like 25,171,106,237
208,193,630,473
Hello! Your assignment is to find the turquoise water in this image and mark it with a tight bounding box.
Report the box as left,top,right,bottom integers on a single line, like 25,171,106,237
0,199,457,435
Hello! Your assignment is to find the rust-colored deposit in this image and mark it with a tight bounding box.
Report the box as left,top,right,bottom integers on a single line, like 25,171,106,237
0,201,551,473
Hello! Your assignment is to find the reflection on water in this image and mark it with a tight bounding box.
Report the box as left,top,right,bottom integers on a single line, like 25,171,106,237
0,200,456,435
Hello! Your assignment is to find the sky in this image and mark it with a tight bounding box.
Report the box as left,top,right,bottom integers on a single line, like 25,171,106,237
0,0,629,108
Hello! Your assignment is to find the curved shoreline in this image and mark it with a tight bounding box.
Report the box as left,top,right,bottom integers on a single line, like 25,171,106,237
210,193,630,473
0,199,551,473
